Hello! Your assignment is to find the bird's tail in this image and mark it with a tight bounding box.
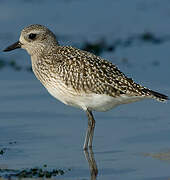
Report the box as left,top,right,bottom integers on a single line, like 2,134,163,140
142,88,169,102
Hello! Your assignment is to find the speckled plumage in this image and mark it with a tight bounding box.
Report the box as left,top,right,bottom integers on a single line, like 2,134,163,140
4,24,168,149
31,39,167,103
35,45,144,96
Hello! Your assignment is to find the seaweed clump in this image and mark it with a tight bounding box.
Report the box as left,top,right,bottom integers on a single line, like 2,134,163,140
0,166,70,178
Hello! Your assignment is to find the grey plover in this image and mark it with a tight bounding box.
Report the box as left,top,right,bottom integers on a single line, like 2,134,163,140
3,24,168,150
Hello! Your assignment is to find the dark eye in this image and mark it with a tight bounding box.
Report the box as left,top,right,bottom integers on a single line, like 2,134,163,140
28,33,37,40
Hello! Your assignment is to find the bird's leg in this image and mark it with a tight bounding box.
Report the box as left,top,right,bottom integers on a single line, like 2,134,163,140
83,109,96,150
83,117,90,150
84,148,98,179
88,111,95,148
83,111,91,150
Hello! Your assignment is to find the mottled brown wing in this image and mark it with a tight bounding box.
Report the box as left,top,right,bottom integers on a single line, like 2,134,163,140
50,46,148,98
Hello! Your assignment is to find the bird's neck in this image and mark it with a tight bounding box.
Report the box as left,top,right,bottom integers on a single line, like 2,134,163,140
27,43,57,57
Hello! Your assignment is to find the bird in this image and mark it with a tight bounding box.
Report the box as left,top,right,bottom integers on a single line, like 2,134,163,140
3,24,169,150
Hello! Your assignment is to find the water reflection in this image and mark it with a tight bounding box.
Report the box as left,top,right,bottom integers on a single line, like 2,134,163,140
84,148,98,180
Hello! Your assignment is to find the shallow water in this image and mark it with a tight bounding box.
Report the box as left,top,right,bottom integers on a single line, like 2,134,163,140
0,0,170,179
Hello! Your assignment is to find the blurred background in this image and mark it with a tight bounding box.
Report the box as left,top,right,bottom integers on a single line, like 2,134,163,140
0,0,170,180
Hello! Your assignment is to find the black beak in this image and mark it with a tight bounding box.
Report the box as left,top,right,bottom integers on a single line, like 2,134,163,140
3,41,22,52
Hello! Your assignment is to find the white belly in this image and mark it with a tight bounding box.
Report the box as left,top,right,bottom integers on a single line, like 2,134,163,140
45,82,146,112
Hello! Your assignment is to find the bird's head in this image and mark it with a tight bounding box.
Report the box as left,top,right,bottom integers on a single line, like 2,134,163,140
3,24,58,56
